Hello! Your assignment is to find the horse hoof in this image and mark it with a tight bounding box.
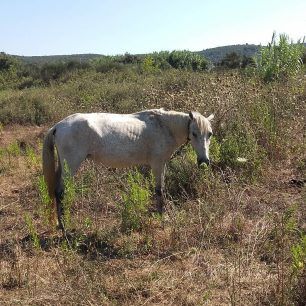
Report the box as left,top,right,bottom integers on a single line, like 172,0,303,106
148,205,164,215
56,223,64,231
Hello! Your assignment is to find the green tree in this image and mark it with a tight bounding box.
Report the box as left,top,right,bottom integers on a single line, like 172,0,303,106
0,52,19,71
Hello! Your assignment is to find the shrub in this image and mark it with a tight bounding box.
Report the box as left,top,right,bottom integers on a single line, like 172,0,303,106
151,51,172,70
142,56,160,74
0,53,22,89
118,52,141,64
119,170,152,233
39,61,89,84
0,95,53,125
168,50,208,71
0,52,19,71
167,145,202,201
92,57,125,73
219,52,242,69
218,120,264,180
255,32,305,82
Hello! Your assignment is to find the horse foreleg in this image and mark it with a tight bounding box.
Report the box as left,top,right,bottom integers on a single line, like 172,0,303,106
151,162,166,214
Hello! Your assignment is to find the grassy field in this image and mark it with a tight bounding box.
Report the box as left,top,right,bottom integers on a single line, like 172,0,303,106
0,66,305,305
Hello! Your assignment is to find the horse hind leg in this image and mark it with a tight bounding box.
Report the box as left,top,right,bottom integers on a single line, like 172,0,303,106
55,180,64,230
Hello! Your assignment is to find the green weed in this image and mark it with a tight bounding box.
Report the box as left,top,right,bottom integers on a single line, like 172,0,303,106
6,141,20,156
25,145,39,168
119,169,152,233
37,175,52,226
291,234,306,275
24,213,40,250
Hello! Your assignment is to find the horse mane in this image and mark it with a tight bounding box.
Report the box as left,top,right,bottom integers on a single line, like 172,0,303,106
191,111,211,133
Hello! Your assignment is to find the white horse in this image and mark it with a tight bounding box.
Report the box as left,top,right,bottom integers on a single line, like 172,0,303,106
42,109,214,228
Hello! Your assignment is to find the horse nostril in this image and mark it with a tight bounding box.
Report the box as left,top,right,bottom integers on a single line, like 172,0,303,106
197,158,210,166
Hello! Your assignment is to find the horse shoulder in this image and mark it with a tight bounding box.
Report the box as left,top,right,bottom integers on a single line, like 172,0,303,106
142,112,177,159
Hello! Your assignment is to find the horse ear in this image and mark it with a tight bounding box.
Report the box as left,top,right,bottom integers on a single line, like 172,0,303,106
207,114,214,121
189,111,194,120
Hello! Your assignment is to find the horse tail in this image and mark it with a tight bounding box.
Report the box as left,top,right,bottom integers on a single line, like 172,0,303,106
42,126,57,200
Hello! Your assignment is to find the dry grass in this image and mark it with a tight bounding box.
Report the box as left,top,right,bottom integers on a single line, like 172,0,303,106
0,69,305,305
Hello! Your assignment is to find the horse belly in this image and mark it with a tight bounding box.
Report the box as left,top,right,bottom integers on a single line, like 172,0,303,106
90,138,150,168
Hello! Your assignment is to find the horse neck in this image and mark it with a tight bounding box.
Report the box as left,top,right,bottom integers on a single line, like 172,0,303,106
162,111,190,146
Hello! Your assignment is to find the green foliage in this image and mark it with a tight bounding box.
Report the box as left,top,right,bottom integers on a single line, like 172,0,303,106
62,161,76,229
6,141,20,157
0,52,19,71
92,56,125,73
119,169,152,233
219,52,254,69
255,32,305,82
151,51,172,70
25,145,39,168
219,121,264,179
0,95,53,125
291,234,306,275
168,50,208,71
24,213,40,249
167,145,202,200
37,61,90,84
142,56,159,74
220,52,242,69
209,137,221,163
0,53,21,89
118,52,141,64
142,50,208,72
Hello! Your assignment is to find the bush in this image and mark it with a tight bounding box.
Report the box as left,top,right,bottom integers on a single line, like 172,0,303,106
148,51,171,70
0,52,19,71
0,95,53,125
255,32,305,82
219,52,242,69
0,53,22,89
168,50,208,71
142,50,208,72
39,61,89,84
119,170,152,233
92,57,125,73
218,119,265,180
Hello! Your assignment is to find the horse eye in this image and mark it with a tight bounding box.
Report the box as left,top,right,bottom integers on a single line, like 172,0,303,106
192,132,197,138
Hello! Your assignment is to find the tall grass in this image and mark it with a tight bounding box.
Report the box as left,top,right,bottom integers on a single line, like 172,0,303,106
255,32,305,82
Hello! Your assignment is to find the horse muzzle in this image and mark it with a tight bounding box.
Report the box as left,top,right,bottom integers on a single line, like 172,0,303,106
197,157,210,167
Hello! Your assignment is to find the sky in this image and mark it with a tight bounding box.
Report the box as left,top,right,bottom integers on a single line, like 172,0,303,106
1,0,305,56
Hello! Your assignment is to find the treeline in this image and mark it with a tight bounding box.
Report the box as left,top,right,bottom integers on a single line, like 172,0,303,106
0,49,256,90
0,51,209,90
1,34,305,90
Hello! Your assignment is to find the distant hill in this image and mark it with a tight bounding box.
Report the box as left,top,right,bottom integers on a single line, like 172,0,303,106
198,44,261,64
13,43,301,65
10,45,260,65
14,53,103,65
